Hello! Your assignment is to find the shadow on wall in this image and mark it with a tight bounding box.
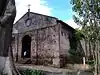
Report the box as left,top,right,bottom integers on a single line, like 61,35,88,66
68,32,85,64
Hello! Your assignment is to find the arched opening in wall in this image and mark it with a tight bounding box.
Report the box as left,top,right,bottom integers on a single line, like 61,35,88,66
21,35,31,58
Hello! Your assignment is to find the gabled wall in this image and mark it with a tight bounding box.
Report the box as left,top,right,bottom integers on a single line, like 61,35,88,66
13,12,57,33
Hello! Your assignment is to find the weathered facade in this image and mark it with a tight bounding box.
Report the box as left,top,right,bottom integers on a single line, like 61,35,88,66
12,11,76,67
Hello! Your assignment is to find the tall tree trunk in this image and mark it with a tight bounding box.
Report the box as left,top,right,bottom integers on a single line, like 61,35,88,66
0,45,20,75
92,43,96,61
89,41,92,59
0,56,12,75
94,47,97,75
94,41,98,75
9,45,20,75
85,40,88,62
98,41,100,74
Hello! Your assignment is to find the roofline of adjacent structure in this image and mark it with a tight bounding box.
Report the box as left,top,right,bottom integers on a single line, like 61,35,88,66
57,20,74,30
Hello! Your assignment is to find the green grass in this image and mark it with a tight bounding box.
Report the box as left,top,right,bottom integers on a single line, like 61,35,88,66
23,69,43,75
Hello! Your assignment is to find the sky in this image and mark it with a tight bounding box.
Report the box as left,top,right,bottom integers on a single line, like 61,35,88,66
15,0,79,28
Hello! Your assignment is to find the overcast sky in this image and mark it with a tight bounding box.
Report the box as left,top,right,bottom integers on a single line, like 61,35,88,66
15,0,79,28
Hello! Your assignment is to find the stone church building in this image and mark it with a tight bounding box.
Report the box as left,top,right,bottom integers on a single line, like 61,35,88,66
12,9,76,67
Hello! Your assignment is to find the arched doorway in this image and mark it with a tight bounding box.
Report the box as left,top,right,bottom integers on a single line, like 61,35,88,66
21,35,31,58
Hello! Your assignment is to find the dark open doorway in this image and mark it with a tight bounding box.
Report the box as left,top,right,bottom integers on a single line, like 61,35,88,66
21,35,31,58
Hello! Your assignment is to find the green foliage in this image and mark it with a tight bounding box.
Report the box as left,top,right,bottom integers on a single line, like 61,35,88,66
75,29,84,40
23,69,43,75
87,59,95,72
71,0,100,74
87,59,95,66
68,31,84,63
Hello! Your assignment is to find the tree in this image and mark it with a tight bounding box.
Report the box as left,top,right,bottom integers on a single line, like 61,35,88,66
69,30,85,64
0,0,20,75
71,0,100,75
